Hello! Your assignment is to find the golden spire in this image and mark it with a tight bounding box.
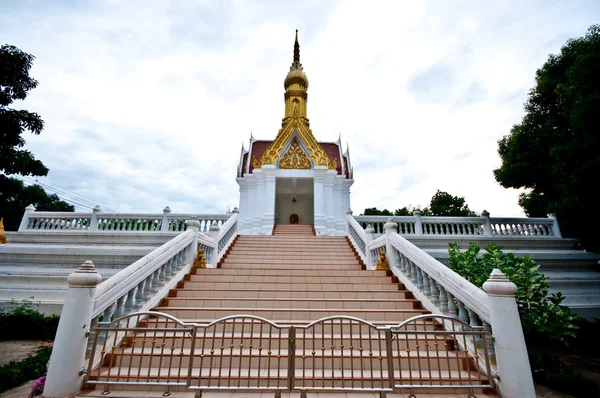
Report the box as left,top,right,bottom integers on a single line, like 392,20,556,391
293,29,300,65
283,29,309,122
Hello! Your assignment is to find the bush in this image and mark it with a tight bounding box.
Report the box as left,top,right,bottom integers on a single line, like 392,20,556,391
448,242,578,346
0,299,59,341
0,346,51,394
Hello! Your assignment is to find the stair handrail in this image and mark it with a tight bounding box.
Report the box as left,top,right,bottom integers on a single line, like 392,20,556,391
92,228,196,318
346,213,367,261
216,211,239,258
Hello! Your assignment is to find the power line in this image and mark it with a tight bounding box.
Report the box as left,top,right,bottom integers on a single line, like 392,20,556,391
12,175,119,213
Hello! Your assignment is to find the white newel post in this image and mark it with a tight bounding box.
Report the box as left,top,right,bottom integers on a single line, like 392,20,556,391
413,209,423,235
313,166,328,235
365,224,375,270
18,204,36,231
262,165,276,234
334,176,345,234
481,210,494,236
90,205,102,231
209,223,220,267
232,207,240,234
548,213,562,238
253,169,265,233
186,217,200,264
483,269,536,398
246,174,257,234
236,178,248,233
345,209,353,235
384,219,398,268
342,179,353,218
161,206,171,232
44,261,102,398
324,170,337,235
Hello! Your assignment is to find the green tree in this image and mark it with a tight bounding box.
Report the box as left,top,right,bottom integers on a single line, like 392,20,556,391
363,207,392,216
0,44,73,230
422,190,477,217
493,25,600,251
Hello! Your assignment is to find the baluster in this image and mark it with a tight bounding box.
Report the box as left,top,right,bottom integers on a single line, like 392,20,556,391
438,285,448,314
123,287,136,314
143,274,153,300
158,262,167,284
103,303,116,323
410,262,418,284
112,295,126,320
415,268,424,290
457,301,469,325
150,269,160,293
421,270,431,299
447,292,457,317
428,277,439,306
466,308,482,342
133,279,146,310
164,258,174,279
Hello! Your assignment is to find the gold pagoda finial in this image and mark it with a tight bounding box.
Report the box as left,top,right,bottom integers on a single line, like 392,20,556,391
294,29,300,64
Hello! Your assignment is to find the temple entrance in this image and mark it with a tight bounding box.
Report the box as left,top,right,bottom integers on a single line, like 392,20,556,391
274,177,314,225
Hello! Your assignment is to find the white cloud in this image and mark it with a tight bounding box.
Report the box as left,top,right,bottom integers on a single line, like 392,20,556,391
2,0,598,217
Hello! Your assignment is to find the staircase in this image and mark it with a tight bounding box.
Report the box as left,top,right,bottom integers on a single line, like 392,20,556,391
82,231,495,397
272,224,315,236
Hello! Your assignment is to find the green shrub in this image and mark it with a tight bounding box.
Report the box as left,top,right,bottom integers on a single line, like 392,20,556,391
448,242,577,346
0,346,51,394
0,299,59,341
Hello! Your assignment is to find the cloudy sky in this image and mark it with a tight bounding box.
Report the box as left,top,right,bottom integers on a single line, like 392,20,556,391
2,0,598,216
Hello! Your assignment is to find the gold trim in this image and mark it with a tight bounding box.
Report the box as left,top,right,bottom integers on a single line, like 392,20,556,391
279,137,312,169
252,157,261,169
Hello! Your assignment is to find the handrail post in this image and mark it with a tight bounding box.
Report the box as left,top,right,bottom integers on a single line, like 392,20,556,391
481,210,494,236
161,206,171,232
385,328,395,391
483,269,535,398
18,204,36,231
548,213,562,238
384,218,398,269
44,261,102,398
209,222,220,267
232,207,240,233
365,224,375,270
345,209,353,236
186,217,200,266
287,326,296,391
90,205,101,231
413,209,423,235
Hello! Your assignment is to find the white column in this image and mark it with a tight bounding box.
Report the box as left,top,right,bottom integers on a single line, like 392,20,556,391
90,205,102,231
185,217,200,264
548,213,562,238
18,204,36,231
209,223,220,267
262,165,276,235
44,261,102,398
313,166,328,235
413,209,423,235
384,218,398,270
236,177,249,234
245,174,257,235
364,224,375,270
483,269,536,398
342,179,354,215
334,176,345,235
481,210,494,236
324,170,337,235
160,206,171,232
253,169,265,234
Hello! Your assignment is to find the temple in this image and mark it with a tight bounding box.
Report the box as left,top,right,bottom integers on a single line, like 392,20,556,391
236,31,353,235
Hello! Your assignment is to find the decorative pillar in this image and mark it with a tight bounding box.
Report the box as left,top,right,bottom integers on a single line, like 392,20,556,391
324,169,337,235
365,224,375,270
483,269,536,398
413,209,423,235
334,176,345,234
185,217,200,265
384,218,398,269
481,209,494,236
236,178,249,233
89,205,102,231
345,209,353,236
342,179,354,220
18,204,36,231
313,166,328,235
160,206,171,232
548,214,562,238
253,169,265,234
44,261,102,398
245,174,257,235
209,223,220,267
262,165,276,234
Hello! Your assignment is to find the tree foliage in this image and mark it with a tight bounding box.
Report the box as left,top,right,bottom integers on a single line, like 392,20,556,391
493,25,600,251
363,190,477,217
0,44,73,230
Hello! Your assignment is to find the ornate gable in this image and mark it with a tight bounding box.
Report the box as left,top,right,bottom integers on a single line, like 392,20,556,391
279,137,312,169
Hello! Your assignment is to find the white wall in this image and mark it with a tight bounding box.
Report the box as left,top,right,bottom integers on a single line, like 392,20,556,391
275,193,314,224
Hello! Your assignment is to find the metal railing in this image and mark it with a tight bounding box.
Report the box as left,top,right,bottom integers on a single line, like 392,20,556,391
86,312,492,397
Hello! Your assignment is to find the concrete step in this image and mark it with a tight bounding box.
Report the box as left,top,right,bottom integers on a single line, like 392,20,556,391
170,289,411,300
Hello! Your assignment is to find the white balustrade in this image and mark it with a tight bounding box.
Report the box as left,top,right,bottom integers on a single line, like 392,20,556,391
354,210,562,238
17,205,231,233
346,213,367,262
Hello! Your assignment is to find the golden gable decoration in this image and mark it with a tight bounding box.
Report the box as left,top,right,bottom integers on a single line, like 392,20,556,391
279,137,312,169
260,113,330,169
